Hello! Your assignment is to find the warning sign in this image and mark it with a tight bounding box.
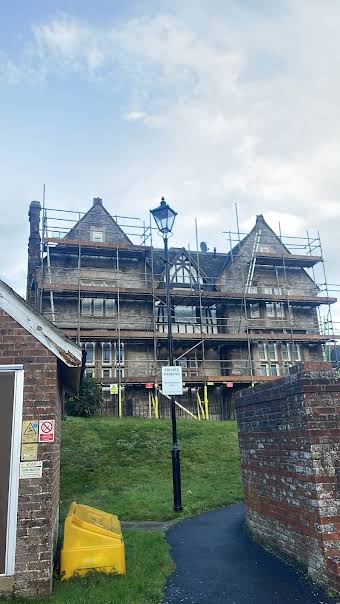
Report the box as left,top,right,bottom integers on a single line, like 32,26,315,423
38,420,55,443
21,443,38,461
110,384,118,395
20,461,43,479
22,420,39,443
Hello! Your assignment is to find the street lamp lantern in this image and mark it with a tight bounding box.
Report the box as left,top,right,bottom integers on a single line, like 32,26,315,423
151,197,177,236
151,196,183,513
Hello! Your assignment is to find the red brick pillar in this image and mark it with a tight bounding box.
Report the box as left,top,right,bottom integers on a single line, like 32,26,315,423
234,362,340,594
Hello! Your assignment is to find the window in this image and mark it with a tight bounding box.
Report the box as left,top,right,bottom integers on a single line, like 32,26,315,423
281,343,290,362
91,230,104,242
114,342,125,378
174,306,197,333
258,348,279,376
266,301,285,319
114,342,125,365
102,342,112,365
260,363,269,376
248,286,258,294
265,303,275,318
249,303,260,318
275,303,284,318
263,287,273,295
85,342,95,365
178,355,199,377
174,306,196,324
291,343,301,362
102,386,111,401
273,287,282,295
81,298,92,315
169,253,203,285
267,343,277,361
85,368,94,378
258,343,267,361
259,246,269,253
283,362,291,376
102,368,111,378
93,298,104,316
82,298,115,316
201,305,218,334
105,299,116,317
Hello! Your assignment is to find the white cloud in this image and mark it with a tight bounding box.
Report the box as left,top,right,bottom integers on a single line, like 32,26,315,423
1,1,340,325
124,111,147,121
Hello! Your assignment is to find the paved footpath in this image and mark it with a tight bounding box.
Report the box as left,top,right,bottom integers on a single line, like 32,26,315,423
161,504,336,604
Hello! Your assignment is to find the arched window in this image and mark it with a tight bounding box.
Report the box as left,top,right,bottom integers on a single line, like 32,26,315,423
169,253,203,285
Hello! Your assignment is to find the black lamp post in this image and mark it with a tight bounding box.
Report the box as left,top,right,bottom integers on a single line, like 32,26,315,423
151,197,183,512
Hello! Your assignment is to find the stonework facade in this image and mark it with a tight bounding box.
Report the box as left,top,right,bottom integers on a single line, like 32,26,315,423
235,362,340,594
26,197,336,419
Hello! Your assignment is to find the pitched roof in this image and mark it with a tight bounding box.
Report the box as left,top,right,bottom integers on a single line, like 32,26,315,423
0,279,82,367
65,198,132,245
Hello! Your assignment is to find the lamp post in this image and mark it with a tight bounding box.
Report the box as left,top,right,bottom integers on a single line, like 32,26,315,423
151,197,183,512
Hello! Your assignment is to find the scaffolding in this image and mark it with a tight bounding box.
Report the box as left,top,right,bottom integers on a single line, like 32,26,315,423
35,202,339,418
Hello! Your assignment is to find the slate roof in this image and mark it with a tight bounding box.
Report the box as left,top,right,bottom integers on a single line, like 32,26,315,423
65,198,132,245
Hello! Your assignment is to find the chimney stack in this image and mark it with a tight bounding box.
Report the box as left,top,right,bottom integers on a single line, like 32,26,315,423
27,201,41,308
93,197,103,206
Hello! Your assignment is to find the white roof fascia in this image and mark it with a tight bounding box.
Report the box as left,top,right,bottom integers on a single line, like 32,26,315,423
0,282,82,367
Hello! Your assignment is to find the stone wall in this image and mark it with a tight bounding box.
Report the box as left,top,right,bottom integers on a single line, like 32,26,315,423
234,362,340,594
0,309,61,597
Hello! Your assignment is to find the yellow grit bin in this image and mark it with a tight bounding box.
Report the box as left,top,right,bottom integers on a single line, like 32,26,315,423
60,502,126,580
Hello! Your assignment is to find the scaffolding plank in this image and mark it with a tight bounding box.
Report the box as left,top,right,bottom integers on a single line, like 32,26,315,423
38,282,337,306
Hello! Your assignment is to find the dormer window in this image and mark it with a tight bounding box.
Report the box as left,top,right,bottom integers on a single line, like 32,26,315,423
91,230,104,242
169,252,203,285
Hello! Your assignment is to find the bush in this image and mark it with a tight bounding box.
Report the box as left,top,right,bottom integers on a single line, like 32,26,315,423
65,375,102,417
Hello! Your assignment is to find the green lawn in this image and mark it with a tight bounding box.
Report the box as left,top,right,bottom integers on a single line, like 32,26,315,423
1,418,242,604
60,417,242,522
1,532,173,604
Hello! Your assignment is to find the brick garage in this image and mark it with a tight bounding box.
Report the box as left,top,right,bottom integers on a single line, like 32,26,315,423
0,279,82,597
234,362,340,594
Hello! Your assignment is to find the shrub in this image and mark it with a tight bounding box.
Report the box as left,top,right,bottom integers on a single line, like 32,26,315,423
65,375,102,417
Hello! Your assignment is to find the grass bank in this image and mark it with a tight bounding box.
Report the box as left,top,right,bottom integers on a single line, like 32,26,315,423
1,418,242,604
60,417,242,521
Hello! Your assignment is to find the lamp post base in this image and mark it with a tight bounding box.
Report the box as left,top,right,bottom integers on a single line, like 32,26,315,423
172,443,183,512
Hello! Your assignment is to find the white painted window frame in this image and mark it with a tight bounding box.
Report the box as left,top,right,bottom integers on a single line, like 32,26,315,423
258,342,268,361
91,230,104,242
0,365,24,577
249,303,260,319
101,342,112,366
85,342,95,366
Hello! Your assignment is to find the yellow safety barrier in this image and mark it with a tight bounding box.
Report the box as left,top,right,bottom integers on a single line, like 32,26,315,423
60,502,126,580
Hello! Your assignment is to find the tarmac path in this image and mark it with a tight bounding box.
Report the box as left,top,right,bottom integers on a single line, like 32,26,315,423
161,504,335,604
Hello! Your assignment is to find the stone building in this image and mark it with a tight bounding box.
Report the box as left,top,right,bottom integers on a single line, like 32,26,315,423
26,197,337,419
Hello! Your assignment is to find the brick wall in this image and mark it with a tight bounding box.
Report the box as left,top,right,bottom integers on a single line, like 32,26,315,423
234,362,340,594
0,309,62,597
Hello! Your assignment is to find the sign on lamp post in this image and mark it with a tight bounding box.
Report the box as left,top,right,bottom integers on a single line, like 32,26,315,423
162,366,183,396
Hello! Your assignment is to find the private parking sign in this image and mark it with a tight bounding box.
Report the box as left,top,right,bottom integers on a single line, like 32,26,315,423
161,366,183,396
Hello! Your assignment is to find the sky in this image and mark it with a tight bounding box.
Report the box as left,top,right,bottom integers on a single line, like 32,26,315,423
0,0,340,327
